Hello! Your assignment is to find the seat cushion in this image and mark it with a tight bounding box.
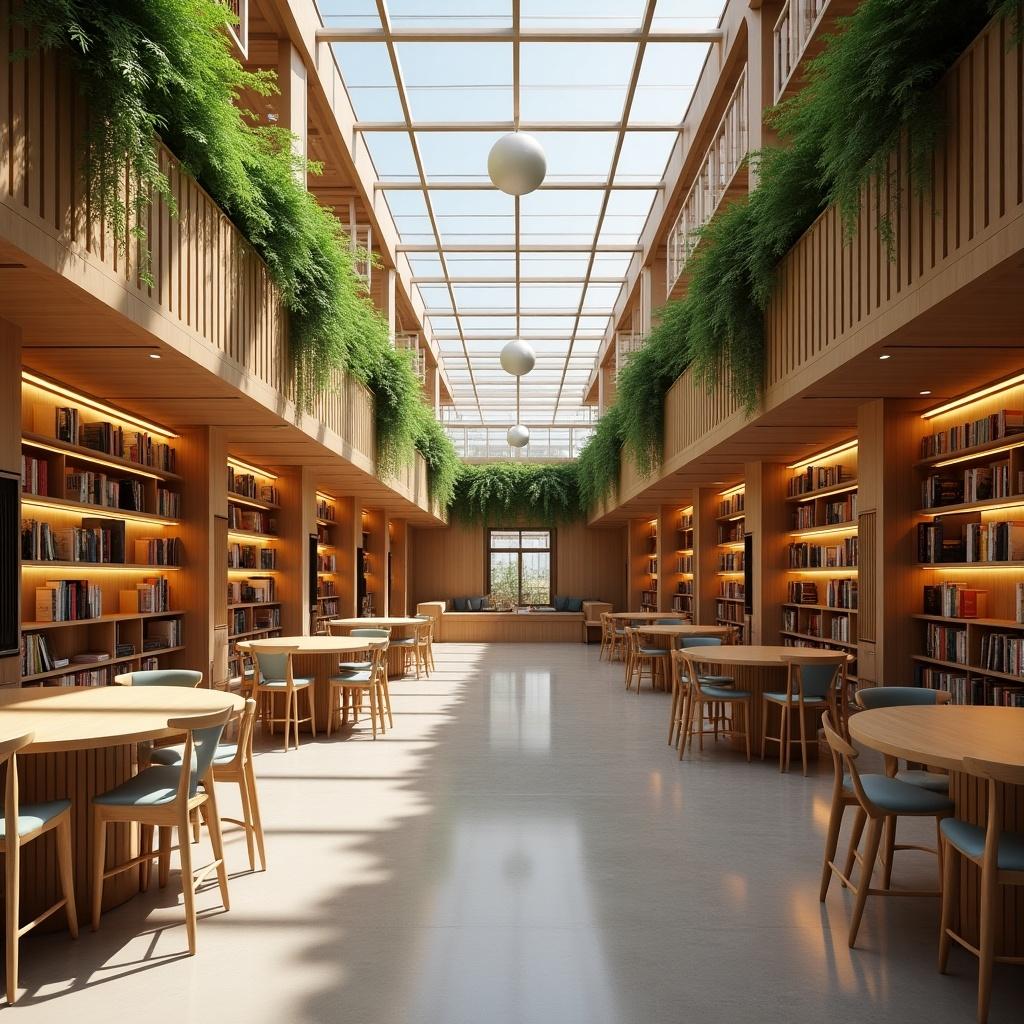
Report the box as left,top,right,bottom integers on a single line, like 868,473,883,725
452,597,469,612
566,597,583,613
698,674,734,686
941,818,1024,870
337,660,372,672
257,676,313,689
331,671,372,685
0,799,70,838
391,637,416,647
764,691,827,704
93,766,186,807
639,646,668,656
553,595,569,612
856,774,954,816
149,743,237,768
699,685,751,700
896,768,950,793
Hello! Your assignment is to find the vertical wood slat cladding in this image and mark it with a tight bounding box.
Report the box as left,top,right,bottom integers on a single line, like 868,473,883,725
0,2,386,473
856,510,877,643
657,17,1022,474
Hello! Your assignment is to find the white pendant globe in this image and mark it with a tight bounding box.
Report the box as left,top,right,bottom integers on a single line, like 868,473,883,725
507,424,530,448
499,338,536,377
488,132,547,196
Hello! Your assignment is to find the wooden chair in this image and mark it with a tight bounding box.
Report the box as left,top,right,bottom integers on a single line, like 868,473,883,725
329,626,390,674
0,731,78,1004
390,624,424,679
667,637,730,747
251,646,316,752
624,627,668,693
939,757,1024,1024
672,648,751,761
91,707,232,955
819,713,953,948
328,642,390,738
600,613,625,662
855,686,952,792
149,698,266,873
762,653,846,775
414,616,435,675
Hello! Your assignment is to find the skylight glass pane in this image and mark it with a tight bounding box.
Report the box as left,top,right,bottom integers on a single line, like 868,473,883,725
398,43,512,122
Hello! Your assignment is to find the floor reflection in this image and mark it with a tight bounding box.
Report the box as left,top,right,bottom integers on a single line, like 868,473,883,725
407,816,619,1024
489,670,551,751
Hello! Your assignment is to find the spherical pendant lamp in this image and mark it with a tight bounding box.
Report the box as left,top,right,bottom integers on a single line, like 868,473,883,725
507,424,530,448
488,132,547,196
499,338,536,378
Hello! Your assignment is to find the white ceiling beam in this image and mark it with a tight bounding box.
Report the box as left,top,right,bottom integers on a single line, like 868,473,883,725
376,180,663,191
412,276,625,284
317,27,722,44
355,120,682,132
396,243,642,253
425,308,610,317
432,332,606,340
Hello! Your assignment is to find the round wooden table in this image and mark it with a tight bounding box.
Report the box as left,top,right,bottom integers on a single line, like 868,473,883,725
237,635,380,726
608,612,688,623
683,645,852,752
850,705,1024,956
636,623,736,648
328,617,423,680
0,686,243,928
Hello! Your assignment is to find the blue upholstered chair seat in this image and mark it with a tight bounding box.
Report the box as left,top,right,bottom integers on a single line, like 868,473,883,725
764,691,828,704
940,818,1024,871
699,685,751,700
614,628,626,635
639,646,669,657
841,774,954,815
330,671,372,685
93,766,193,807
149,743,237,768
895,768,950,793
257,676,313,689
0,799,70,838
390,637,416,647
337,660,372,672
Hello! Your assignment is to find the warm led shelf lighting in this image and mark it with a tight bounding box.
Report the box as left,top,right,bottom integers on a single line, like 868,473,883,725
21,562,180,572
789,524,859,538
719,483,745,498
24,438,167,481
922,371,1024,418
19,496,175,527
787,439,857,471
227,456,278,480
227,530,274,544
932,442,1022,468
921,498,1024,516
22,370,177,439
785,567,859,575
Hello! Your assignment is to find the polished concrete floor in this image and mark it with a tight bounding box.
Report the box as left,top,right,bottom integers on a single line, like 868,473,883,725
15,643,1024,1022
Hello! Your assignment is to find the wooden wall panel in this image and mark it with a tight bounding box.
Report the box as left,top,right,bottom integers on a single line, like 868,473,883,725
409,522,626,612
0,318,20,686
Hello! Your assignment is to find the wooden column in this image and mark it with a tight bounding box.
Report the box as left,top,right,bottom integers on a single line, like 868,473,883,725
359,506,388,617
693,487,720,626
388,518,408,616
0,319,21,688
334,496,359,620
275,465,316,636
277,39,308,179
744,461,789,645
856,399,919,686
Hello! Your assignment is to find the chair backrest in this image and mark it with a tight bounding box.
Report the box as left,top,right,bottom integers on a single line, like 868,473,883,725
367,641,389,681
0,733,35,843
820,711,886,816
658,618,684,625
114,669,203,688
962,756,1024,868
217,698,257,772
681,636,722,649
786,654,846,700
252,646,300,687
855,686,951,709
167,708,232,800
671,647,703,687
350,627,391,638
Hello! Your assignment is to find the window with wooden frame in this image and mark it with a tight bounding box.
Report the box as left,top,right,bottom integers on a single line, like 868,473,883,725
487,529,554,608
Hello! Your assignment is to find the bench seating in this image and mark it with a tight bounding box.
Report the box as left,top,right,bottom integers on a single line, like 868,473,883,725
417,602,612,643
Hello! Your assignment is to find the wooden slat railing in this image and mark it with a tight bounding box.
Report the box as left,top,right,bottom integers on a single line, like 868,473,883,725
773,0,829,102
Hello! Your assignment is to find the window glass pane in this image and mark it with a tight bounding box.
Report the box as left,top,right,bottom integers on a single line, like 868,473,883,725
520,530,551,550
521,551,551,604
489,552,519,606
490,530,521,549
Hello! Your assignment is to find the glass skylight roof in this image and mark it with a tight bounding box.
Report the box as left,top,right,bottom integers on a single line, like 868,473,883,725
320,0,725,425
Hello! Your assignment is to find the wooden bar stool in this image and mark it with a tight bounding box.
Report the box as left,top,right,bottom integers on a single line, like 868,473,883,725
667,636,729,747
672,648,751,760
0,731,78,1005
414,614,436,673
624,627,668,693
328,642,390,738
251,646,316,752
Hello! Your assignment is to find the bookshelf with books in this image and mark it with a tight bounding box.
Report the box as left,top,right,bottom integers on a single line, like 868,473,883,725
17,373,186,685
670,506,695,619
911,378,1024,705
226,457,282,682
715,484,746,640
314,492,341,630
782,443,859,677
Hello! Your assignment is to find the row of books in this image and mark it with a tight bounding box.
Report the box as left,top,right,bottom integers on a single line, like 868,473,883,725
788,581,820,605
121,578,171,614
145,619,182,649
227,577,276,604
316,497,336,521
679,512,693,531
715,601,744,624
794,504,816,529
915,667,1024,707
788,538,858,568
676,555,694,574
228,543,277,570
964,521,1024,562
227,506,277,534
229,609,248,636
921,409,1024,459
21,519,121,563
319,599,339,618
718,523,744,543
719,581,745,600
670,595,691,613
923,583,988,618
157,488,181,518
66,472,145,512
648,558,658,576
227,470,279,505
718,552,744,572
824,495,857,524
925,623,968,664
318,554,337,572
676,580,694,595
21,454,48,496
788,463,850,496
50,408,177,471
318,580,338,598
138,537,182,566
826,579,858,609
978,632,1024,676
717,494,744,518
963,462,1013,503
34,580,102,622
254,607,281,630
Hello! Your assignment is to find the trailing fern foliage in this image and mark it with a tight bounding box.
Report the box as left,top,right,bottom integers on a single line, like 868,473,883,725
16,0,455,494
575,404,625,514
450,464,582,525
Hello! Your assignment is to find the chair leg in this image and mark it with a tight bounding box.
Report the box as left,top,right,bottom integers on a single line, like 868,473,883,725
177,813,198,955
977,852,998,1024
843,807,867,886
938,839,957,973
368,683,378,739
245,760,267,872
380,678,394,728
203,787,231,912
668,676,680,746
882,816,897,890
798,700,809,777
158,826,172,888
140,824,154,890
238,775,256,872
743,702,751,763
760,699,770,761
90,814,106,931
307,686,317,739
779,705,790,773
55,815,79,939
191,807,201,844
849,816,883,948
5,838,19,1004
820,795,845,902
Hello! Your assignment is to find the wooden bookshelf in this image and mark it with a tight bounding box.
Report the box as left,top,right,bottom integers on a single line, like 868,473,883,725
18,373,186,686
226,457,282,682
314,492,341,630
627,517,659,612
670,506,694,619
782,442,859,675
715,485,746,640
912,379,1024,705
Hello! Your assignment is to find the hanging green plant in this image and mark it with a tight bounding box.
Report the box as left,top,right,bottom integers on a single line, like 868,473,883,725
449,463,582,525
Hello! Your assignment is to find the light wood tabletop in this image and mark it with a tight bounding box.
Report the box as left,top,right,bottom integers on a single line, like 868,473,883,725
237,635,381,655
328,617,422,629
849,705,1024,772
683,645,853,668
608,612,687,622
637,624,735,639
0,686,244,754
